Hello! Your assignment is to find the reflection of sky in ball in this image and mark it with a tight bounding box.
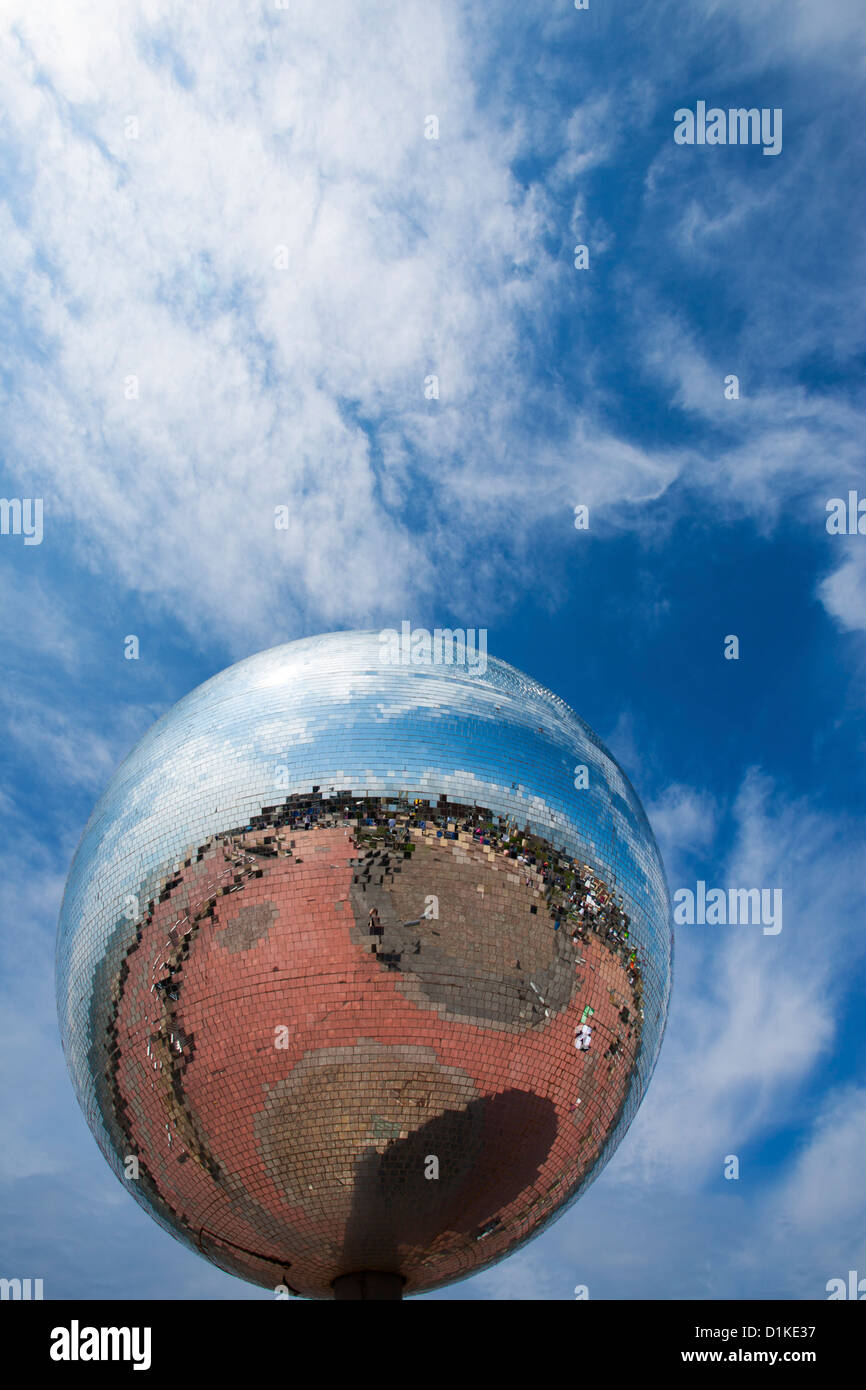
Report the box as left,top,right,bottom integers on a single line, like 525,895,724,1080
56,631,672,1283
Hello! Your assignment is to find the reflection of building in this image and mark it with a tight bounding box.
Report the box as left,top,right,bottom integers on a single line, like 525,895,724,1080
56,632,672,1298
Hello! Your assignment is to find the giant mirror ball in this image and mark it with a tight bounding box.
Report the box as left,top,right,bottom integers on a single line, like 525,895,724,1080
57,630,672,1299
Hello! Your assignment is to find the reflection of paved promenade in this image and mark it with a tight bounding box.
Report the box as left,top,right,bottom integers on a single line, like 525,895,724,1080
104,799,644,1296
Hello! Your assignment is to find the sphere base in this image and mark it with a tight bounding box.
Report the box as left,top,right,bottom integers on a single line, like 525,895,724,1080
332,1272,405,1301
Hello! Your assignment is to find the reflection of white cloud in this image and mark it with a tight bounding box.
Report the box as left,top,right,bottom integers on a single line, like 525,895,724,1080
66,637,667,933
59,638,671,1133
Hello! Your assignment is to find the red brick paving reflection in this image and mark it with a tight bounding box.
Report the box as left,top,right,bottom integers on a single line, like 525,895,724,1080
110,821,640,1296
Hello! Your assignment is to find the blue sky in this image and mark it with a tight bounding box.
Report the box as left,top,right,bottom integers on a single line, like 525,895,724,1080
1,0,865,1300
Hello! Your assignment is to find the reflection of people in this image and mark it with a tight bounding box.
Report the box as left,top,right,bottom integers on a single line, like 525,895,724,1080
368,907,383,945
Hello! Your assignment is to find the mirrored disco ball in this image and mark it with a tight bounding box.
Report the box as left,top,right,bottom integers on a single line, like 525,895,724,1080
56,630,672,1299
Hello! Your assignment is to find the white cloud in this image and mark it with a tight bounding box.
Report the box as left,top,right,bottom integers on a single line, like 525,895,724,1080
713,0,866,67
2,1,863,655
647,782,718,862
0,1,570,644
770,1085,866,1254
616,769,866,1186
818,548,866,634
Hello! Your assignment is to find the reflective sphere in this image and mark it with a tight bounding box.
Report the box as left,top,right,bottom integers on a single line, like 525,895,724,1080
56,631,672,1297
